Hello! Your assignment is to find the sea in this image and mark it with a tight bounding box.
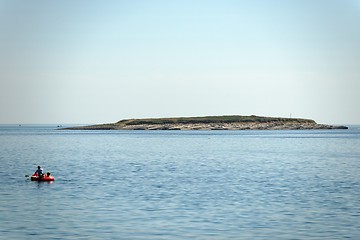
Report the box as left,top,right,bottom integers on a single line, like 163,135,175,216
0,125,359,240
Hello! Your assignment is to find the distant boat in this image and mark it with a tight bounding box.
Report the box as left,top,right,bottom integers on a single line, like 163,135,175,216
31,173,55,182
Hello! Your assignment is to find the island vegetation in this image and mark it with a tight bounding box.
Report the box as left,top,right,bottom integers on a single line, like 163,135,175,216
63,115,348,130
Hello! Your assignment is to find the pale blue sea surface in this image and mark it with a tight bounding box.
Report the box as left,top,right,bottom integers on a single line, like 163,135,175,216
0,125,360,239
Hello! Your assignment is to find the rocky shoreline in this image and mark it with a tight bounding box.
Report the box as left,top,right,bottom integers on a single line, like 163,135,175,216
63,115,348,131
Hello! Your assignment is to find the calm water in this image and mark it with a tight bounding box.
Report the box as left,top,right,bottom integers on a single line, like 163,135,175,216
0,125,360,239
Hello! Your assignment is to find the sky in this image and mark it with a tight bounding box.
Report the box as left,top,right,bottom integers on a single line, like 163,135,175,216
0,0,359,124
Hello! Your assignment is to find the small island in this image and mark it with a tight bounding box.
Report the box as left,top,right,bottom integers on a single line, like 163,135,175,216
63,115,348,130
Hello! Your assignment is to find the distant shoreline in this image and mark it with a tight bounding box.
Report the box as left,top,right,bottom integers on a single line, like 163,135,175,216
62,115,348,130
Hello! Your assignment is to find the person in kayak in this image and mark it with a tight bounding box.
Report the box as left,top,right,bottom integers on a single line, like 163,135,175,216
35,166,44,178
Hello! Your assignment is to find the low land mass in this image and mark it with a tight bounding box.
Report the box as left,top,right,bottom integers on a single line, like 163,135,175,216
63,115,348,130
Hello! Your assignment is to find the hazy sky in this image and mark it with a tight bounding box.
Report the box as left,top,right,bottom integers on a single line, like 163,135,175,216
1,0,359,124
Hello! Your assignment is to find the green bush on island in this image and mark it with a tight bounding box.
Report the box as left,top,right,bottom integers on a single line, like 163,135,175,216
118,115,315,125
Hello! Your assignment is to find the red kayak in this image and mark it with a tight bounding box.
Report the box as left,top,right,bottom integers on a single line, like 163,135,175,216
31,173,55,182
